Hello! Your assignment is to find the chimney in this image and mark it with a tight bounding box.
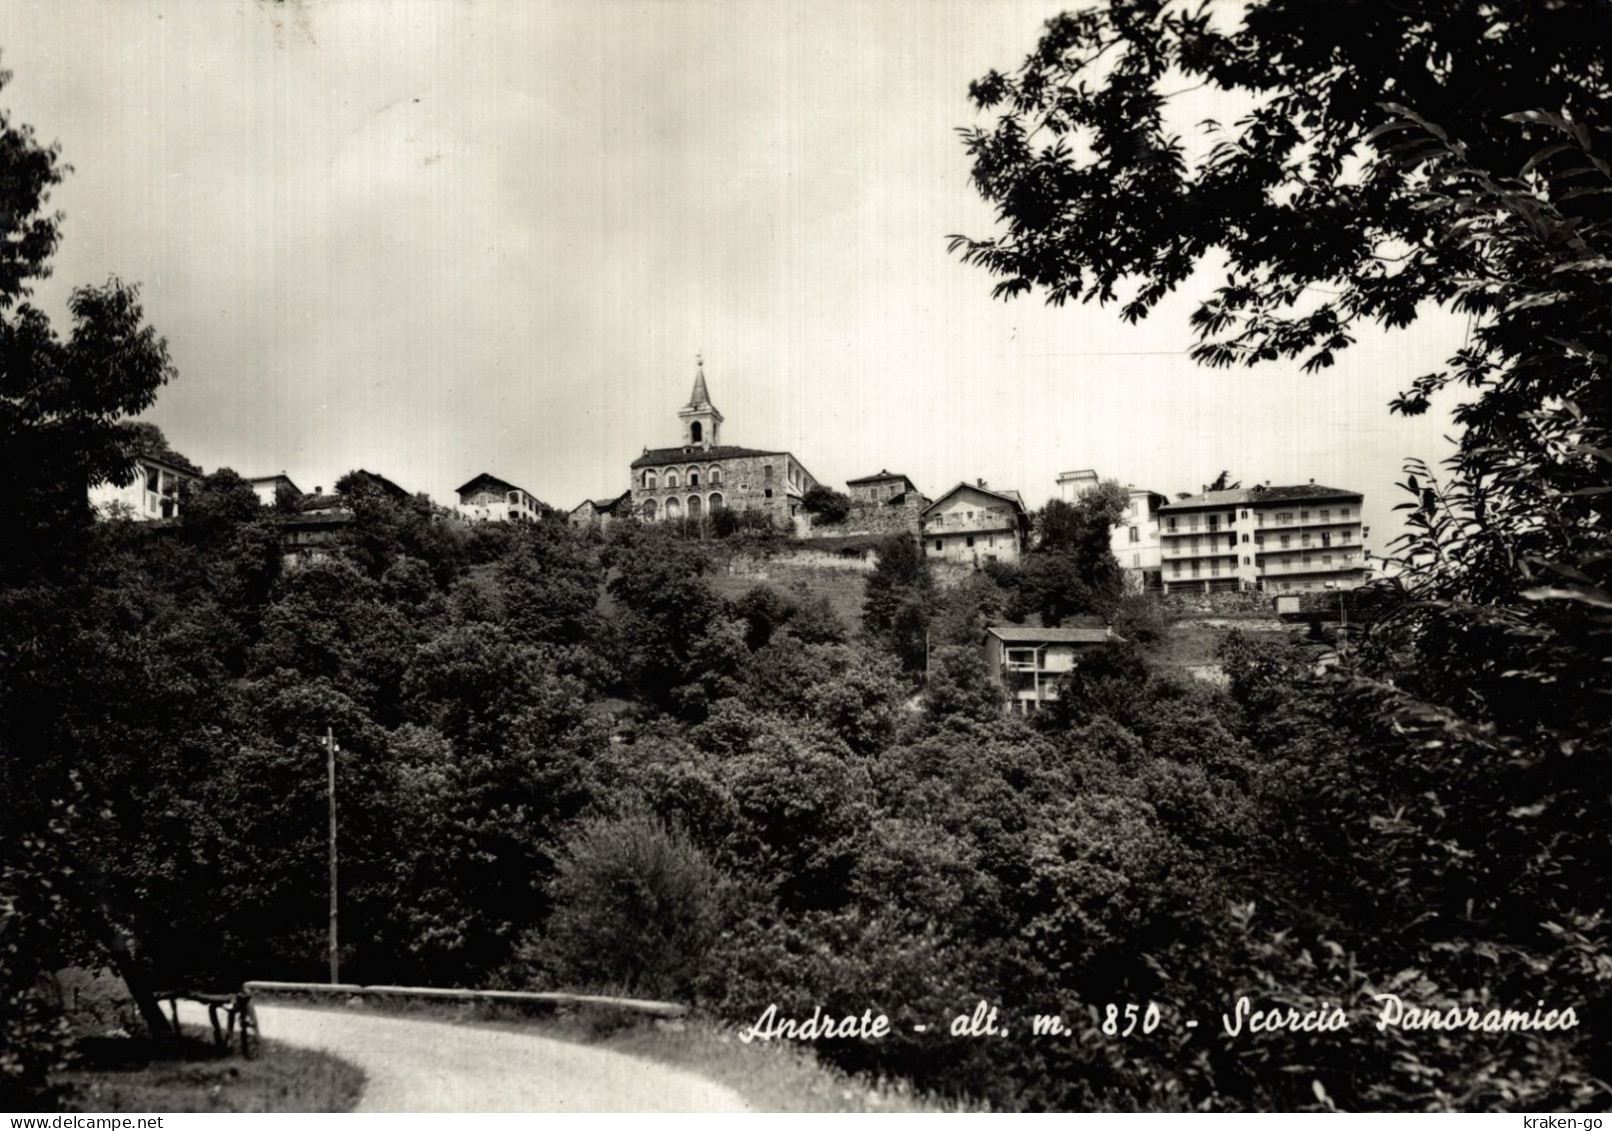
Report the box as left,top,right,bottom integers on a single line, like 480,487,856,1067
314,486,323,495
976,478,987,488
1309,477,1315,484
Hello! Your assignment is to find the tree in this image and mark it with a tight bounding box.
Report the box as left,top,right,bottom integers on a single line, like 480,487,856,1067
861,534,933,669
802,484,853,526
0,66,182,1088
952,0,1611,602
1011,487,1127,624
1206,471,1240,493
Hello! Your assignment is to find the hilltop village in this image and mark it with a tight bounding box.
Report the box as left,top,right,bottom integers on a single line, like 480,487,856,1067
92,358,1371,598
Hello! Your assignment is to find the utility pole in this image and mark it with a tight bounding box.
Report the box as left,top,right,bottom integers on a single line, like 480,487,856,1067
321,728,339,985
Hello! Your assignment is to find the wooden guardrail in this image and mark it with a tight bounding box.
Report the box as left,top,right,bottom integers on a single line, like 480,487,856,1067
243,980,689,1019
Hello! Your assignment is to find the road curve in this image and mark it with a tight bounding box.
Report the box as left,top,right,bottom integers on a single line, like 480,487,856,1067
178,1001,753,1112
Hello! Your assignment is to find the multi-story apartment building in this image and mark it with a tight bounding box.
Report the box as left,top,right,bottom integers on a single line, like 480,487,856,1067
921,481,1030,566
1158,482,1368,594
1056,469,1168,591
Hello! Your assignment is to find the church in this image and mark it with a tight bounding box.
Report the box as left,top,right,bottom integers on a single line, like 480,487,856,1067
630,358,819,527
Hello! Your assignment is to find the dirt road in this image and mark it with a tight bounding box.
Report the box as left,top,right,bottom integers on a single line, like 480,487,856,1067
178,1001,753,1112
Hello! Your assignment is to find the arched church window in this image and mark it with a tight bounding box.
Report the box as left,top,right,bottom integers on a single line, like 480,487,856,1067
690,471,700,487
691,422,703,443
709,467,722,485
643,471,657,490
688,495,703,518
666,470,680,489
709,492,724,512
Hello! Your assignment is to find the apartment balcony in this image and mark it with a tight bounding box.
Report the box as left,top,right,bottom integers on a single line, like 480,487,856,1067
1253,537,1363,555
1161,542,1238,560
1160,521,1234,538
1256,556,1366,575
1250,517,1363,534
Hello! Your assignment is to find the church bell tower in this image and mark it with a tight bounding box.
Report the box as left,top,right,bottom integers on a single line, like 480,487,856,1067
678,354,724,449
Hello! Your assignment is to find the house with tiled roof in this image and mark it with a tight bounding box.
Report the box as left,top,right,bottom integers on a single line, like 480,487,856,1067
89,452,201,522
921,481,1031,566
629,357,819,528
456,473,543,524
568,490,633,529
983,624,1124,715
245,473,301,508
1158,480,1368,594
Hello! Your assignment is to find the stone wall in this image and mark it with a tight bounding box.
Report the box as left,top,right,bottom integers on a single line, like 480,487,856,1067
803,496,926,540
1161,589,1278,617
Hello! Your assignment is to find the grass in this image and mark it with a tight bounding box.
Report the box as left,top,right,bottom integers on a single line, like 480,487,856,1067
257,993,970,1113
52,1034,364,1114
520,1010,974,1113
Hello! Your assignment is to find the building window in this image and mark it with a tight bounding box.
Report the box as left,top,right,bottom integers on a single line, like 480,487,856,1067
1319,508,1330,522
764,488,773,498
1128,526,1139,543
1243,556,1251,565
690,471,700,487
1322,554,1332,564
1301,533,1312,547
1277,512,1293,525
710,467,722,485
1171,561,1181,575
1133,553,1140,567
1301,510,1310,521
1341,506,1352,518
641,499,658,520
966,536,975,547
1280,534,1291,548
688,495,702,518
764,465,773,481
690,421,703,443
1166,517,1177,532
710,492,724,511
1241,533,1249,543
935,540,942,552
665,497,682,519
643,471,657,489
666,470,680,489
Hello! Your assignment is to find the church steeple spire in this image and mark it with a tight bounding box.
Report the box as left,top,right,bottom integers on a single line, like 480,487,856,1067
678,353,724,449
687,353,712,410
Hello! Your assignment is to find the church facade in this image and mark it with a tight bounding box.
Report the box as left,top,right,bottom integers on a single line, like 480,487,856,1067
630,359,819,527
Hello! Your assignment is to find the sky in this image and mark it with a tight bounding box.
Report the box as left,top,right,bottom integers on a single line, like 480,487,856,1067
3,0,1465,551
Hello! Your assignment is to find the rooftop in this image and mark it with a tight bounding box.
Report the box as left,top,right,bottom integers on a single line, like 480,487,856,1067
1161,483,1362,510
846,469,917,487
456,472,526,497
632,444,785,469
985,625,1116,644
923,481,1029,515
